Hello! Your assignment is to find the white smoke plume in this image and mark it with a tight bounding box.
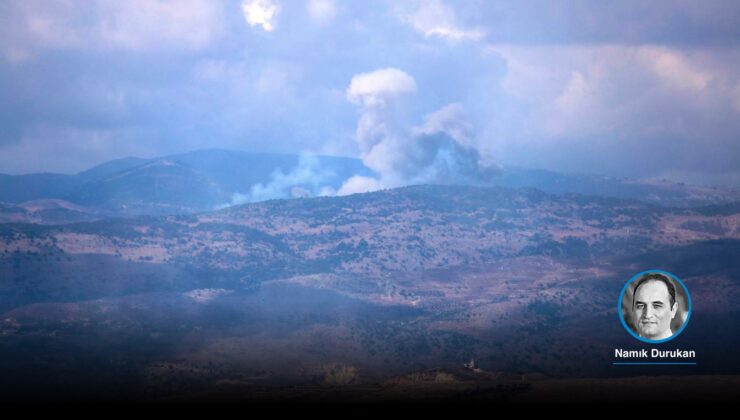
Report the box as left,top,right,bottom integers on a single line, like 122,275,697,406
338,67,499,195
221,153,336,207
221,68,500,205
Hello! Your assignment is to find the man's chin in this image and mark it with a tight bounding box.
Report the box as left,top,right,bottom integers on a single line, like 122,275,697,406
639,328,669,340
638,325,657,335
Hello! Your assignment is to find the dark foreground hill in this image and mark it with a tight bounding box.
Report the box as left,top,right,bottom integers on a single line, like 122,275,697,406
0,184,739,402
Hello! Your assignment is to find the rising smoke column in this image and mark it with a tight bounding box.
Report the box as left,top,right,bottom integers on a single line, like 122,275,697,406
339,68,499,195
221,153,337,207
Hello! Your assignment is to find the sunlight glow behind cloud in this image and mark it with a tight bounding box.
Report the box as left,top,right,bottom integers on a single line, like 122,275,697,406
242,0,279,32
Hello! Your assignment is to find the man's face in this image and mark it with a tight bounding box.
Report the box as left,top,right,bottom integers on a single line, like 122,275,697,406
633,280,677,339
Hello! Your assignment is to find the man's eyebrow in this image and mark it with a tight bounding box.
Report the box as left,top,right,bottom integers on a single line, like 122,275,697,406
634,300,646,305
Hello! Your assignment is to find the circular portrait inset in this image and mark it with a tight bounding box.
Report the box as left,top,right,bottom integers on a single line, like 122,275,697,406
618,270,691,343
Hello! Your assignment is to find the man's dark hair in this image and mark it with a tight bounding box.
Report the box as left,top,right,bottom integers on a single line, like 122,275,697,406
632,272,677,307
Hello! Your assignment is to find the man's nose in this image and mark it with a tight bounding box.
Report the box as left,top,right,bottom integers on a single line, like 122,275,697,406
643,305,654,318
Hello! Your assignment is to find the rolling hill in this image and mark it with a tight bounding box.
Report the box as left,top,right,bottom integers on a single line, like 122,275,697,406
1,150,738,225
0,183,739,401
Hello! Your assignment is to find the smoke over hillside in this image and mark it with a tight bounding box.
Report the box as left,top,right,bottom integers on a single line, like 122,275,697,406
222,68,500,204
338,68,500,195
225,153,339,206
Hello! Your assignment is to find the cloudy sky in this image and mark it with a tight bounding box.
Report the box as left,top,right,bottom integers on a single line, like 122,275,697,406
1,0,739,187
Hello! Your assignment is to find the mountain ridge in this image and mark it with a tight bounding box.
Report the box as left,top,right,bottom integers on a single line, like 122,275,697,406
1,149,739,225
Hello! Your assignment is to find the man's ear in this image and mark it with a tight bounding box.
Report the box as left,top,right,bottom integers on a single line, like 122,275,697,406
670,302,678,319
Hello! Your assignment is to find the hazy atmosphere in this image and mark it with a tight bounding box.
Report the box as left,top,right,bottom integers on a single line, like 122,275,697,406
3,1,740,404
2,0,740,187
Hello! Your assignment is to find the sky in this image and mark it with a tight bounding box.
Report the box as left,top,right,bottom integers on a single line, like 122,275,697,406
1,0,740,188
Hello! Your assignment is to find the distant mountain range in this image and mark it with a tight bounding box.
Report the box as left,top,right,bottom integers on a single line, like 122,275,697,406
1,149,738,224
492,166,739,208
0,149,373,219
